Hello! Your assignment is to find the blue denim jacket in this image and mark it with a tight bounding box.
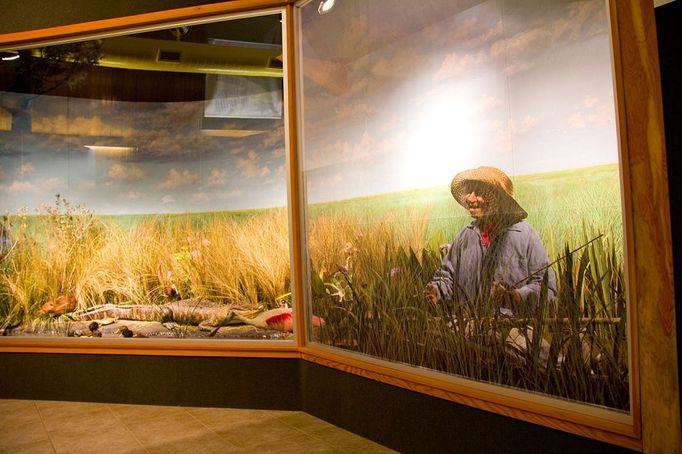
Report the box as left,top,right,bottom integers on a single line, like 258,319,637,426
431,220,556,313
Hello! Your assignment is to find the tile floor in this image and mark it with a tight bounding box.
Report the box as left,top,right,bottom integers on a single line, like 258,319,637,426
0,399,395,453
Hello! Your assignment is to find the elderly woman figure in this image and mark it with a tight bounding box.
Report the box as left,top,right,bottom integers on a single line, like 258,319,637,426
425,166,556,316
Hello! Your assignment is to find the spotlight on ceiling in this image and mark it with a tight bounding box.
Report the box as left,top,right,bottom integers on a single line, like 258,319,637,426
0,51,19,61
318,0,336,14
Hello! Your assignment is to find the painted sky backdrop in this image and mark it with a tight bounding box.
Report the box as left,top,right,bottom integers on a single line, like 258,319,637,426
0,88,286,215
300,0,619,203
0,0,619,214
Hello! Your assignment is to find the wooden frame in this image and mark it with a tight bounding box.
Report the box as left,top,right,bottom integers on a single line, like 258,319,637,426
0,0,300,358
0,1,678,452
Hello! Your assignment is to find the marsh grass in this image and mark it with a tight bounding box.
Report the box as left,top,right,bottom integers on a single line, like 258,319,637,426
308,164,629,410
309,213,628,410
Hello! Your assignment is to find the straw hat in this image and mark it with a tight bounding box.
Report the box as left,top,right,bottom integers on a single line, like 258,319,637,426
450,166,527,219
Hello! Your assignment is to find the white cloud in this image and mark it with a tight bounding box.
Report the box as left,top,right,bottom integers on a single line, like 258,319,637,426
161,195,176,205
502,61,533,77
41,177,65,192
237,150,271,178
205,168,227,187
568,96,613,129
191,189,242,203
190,192,210,203
5,181,33,193
3,177,65,194
511,115,539,135
108,163,145,181
262,127,284,148
159,168,199,189
125,191,142,200
583,96,599,109
433,51,488,81
79,180,97,190
306,131,377,170
487,2,606,77
477,95,504,115
371,48,425,79
221,189,242,200
229,146,248,156
18,163,35,176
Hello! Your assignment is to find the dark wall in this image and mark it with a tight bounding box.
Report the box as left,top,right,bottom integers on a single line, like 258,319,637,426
0,353,300,410
0,0,229,34
299,362,633,454
0,1,678,453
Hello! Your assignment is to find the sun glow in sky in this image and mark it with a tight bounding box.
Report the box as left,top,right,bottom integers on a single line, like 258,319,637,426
404,95,478,189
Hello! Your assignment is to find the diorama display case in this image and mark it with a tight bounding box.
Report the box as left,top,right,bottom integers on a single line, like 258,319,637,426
0,1,678,451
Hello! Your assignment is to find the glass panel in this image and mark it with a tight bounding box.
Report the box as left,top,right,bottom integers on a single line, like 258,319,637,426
300,0,629,412
0,13,295,341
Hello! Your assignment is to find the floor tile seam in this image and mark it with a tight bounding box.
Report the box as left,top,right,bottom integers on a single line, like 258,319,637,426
185,407,228,435
33,399,58,454
276,415,332,439
39,402,131,434
198,419,314,450
183,408,244,450
273,421,350,451
302,427,377,450
106,402,151,454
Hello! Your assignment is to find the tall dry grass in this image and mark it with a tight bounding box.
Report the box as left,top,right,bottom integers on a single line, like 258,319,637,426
0,198,291,328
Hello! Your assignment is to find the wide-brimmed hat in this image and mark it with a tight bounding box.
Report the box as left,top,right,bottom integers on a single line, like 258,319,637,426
450,166,527,219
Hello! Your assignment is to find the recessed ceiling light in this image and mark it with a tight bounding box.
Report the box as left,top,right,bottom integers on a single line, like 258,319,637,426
318,0,336,15
0,51,19,61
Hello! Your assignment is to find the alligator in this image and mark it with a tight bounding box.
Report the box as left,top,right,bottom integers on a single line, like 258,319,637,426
68,299,237,331
66,299,320,333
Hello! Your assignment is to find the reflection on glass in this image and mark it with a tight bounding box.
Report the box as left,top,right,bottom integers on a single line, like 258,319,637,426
300,0,628,411
0,14,294,340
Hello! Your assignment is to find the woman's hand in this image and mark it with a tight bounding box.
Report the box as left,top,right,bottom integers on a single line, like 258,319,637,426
491,281,521,308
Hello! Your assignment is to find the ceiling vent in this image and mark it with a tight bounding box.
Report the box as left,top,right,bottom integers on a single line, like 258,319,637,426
97,37,283,77
157,50,182,63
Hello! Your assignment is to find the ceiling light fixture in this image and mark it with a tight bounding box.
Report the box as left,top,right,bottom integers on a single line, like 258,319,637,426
84,145,135,157
318,0,336,14
0,51,19,61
